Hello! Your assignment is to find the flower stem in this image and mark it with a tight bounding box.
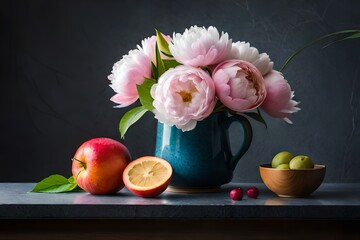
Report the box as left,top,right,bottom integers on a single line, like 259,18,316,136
280,29,360,72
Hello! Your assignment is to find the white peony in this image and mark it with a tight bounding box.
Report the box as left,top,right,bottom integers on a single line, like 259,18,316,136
228,41,273,75
169,26,232,67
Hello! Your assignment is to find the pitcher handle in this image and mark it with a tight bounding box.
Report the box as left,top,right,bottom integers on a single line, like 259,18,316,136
221,115,253,170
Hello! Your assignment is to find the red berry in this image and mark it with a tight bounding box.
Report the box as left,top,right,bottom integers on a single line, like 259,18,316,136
246,186,259,199
230,187,243,200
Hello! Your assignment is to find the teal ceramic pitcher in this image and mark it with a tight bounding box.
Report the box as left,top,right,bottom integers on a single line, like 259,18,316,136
155,112,252,191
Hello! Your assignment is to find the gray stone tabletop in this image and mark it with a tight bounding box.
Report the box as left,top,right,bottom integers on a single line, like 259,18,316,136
0,183,359,219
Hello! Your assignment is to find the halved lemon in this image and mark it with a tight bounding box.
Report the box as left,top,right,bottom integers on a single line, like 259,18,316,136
123,156,172,198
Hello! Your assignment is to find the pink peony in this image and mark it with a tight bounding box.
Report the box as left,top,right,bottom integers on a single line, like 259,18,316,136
150,65,216,131
212,60,267,112
260,70,300,124
109,34,171,108
169,26,232,67
108,49,152,108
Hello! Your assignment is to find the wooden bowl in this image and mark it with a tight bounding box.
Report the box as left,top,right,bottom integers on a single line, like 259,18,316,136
259,164,326,197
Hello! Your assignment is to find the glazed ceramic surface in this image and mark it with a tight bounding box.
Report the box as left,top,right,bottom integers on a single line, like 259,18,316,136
155,112,252,190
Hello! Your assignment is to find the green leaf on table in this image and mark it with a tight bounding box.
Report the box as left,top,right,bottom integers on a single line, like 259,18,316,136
244,108,267,128
137,78,156,111
119,106,148,138
68,176,75,184
31,174,79,193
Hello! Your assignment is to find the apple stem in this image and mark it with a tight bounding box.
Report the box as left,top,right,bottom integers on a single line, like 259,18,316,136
72,158,87,169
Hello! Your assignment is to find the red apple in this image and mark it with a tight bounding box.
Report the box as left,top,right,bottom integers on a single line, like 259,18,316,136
72,137,131,194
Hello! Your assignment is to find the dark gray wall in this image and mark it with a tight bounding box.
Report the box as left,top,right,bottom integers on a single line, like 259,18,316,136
1,0,359,183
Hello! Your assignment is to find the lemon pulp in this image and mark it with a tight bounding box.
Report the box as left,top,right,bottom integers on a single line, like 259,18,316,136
128,161,169,187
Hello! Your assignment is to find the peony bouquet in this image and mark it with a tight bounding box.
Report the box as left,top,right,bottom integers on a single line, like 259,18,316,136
108,26,300,137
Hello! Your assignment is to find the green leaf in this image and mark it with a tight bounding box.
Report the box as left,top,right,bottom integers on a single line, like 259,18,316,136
155,42,166,76
322,32,360,48
281,29,360,72
161,51,173,58
345,32,360,39
67,176,83,191
119,106,148,138
244,108,267,128
137,78,156,111
212,101,226,113
151,62,158,80
68,176,75,184
163,59,181,70
31,174,78,193
155,29,172,56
